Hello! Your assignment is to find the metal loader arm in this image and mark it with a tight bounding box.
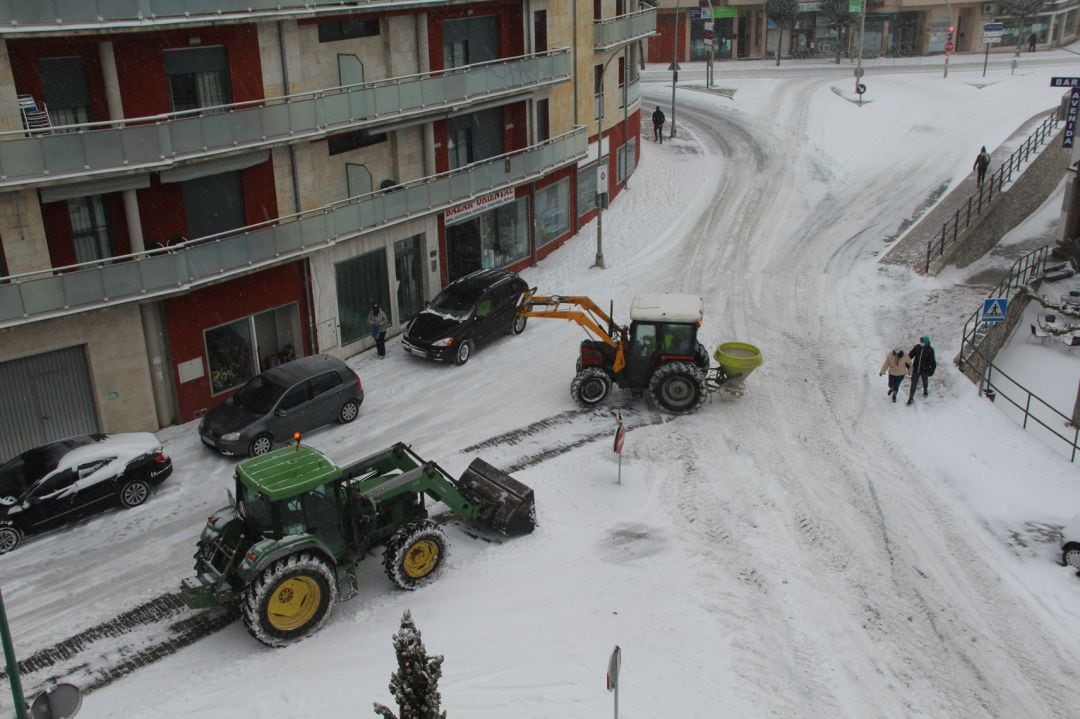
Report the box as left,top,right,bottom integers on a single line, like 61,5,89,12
518,290,625,347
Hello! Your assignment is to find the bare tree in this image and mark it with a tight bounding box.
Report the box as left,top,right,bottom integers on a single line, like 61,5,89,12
816,0,857,64
374,611,447,719
998,0,1048,54
766,0,801,66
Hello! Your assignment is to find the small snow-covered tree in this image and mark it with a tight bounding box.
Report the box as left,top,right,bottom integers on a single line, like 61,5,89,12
373,610,447,719
766,0,801,66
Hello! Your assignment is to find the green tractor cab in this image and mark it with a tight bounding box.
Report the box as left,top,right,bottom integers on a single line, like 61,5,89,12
181,442,535,647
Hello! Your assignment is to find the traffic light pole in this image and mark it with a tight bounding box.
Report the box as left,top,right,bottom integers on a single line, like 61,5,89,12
943,0,955,78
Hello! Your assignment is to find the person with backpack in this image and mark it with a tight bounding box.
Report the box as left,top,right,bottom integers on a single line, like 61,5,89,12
879,347,911,403
907,335,936,405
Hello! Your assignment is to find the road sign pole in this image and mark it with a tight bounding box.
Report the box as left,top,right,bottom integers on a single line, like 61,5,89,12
981,324,993,397
0,585,28,719
983,42,989,78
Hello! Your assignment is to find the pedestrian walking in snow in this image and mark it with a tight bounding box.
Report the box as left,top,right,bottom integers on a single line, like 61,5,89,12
652,106,666,143
906,336,936,405
974,146,990,185
368,302,389,358
1028,33,1037,52
879,347,911,403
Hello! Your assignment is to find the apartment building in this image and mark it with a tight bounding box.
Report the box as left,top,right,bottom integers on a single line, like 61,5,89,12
649,0,1079,61
0,0,655,460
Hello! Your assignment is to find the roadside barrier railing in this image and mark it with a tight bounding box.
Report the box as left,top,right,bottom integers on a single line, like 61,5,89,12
925,113,1060,273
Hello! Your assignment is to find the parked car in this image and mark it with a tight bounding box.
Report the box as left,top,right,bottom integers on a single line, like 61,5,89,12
402,269,529,365
199,354,363,457
0,433,173,554
1061,514,1080,571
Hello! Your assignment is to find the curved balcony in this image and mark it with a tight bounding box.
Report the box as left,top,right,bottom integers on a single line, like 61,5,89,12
0,127,587,329
594,7,658,51
0,49,571,191
0,0,459,34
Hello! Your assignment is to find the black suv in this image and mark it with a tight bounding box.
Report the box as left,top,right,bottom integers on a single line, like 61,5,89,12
402,269,529,365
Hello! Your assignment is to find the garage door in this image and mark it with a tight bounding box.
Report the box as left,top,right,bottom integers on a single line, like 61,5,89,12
0,345,99,462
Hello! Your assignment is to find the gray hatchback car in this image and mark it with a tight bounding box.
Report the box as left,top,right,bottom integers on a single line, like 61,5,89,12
198,354,363,457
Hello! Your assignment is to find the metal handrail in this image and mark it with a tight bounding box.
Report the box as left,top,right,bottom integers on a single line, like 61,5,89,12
925,112,1060,273
1,127,587,287
983,362,1080,462
0,49,571,140
958,246,1048,372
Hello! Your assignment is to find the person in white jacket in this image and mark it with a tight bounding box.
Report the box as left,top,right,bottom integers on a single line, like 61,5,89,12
879,347,911,403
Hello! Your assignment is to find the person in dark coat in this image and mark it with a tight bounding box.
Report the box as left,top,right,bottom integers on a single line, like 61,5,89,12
367,302,389,358
907,336,936,405
1028,33,1037,52
652,106,666,143
973,146,990,185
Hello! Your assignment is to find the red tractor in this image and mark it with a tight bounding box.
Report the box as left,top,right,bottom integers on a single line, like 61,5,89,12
520,292,761,414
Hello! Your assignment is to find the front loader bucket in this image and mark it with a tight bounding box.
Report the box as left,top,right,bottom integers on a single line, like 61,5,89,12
458,458,536,536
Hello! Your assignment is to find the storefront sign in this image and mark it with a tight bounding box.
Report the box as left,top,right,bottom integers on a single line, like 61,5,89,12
445,188,516,225
1065,88,1079,149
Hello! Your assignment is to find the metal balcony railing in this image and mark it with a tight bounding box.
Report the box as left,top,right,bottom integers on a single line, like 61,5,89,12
0,50,571,191
0,127,587,329
0,0,458,32
594,7,658,51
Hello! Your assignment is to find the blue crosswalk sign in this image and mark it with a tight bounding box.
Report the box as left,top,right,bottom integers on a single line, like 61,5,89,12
981,297,1007,323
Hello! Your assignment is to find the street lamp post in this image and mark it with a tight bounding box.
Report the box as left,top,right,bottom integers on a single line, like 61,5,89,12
593,45,634,269
671,0,681,138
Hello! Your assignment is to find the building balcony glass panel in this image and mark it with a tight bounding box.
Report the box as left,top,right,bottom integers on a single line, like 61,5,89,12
0,0,457,32
594,7,658,51
0,127,587,328
0,49,571,190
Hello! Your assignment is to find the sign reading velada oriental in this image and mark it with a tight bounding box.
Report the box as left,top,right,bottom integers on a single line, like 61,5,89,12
445,188,516,224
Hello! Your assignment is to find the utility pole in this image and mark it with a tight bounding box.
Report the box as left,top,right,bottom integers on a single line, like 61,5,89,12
854,0,867,97
670,0,681,138
943,0,955,78
704,0,715,88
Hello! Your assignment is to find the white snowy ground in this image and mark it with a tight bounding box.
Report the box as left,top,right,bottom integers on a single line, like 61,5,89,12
4,51,1080,718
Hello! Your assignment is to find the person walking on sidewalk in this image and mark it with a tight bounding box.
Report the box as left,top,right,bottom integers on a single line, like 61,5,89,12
879,347,911,403
907,336,936,405
652,106,666,143
368,302,389,358
974,146,990,185
1028,33,1037,52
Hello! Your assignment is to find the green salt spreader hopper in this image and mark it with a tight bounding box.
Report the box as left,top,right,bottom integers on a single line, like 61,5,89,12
181,441,534,647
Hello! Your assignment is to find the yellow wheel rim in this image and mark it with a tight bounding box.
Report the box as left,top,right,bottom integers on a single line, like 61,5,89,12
403,539,440,579
266,576,322,631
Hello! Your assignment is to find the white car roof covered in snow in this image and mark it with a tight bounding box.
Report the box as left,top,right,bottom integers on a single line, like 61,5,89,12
629,294,704,323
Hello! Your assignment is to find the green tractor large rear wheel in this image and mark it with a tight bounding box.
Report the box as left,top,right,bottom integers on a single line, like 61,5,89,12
240,552,337,647
383,520,449,590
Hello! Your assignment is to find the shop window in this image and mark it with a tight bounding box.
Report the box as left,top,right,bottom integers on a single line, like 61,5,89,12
446,197,529,281
318,18,380,43
205,303,301,395
617,138,637,183
394,235,425,323
40,57,89,129
335,248,391,346
577,163,598,217
536,99,550,142
67,195,114,264
164,46,232,112
536,178,570,247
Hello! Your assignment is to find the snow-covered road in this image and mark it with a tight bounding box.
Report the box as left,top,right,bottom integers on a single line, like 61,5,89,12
3,59,1080,718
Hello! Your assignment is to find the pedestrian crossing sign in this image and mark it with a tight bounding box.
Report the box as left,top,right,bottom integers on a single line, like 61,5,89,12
981,297,1007,323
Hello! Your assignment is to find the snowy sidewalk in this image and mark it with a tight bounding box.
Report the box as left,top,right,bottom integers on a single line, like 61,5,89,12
881,107,1064,274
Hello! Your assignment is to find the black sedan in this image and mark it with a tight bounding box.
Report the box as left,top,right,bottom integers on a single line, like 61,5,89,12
0,433,173,554
402,269,529,365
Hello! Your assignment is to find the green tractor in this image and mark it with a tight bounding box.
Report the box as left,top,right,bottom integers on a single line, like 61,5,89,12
181,441,535,647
